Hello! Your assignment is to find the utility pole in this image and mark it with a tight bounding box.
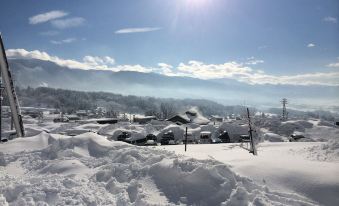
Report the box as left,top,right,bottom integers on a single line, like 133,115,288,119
247,108,257,155
281,98,288,121
0,79,3,142
0,34,24,137
185,127,187,152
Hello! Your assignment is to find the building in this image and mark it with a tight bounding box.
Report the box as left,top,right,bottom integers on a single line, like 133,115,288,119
210,115,223,122
167,114,191,125
134,116,157,124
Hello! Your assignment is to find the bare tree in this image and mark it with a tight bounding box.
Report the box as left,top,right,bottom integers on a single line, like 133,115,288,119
160,102,176,119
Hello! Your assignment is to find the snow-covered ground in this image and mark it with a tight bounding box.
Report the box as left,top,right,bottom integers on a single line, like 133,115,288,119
0,115,338,205
161,142,339,206
0,132,320,206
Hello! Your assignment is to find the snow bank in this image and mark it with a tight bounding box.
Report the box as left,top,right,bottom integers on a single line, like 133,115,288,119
301,138,339,162
304,125,339,142
259,118,315,138
0,133,317,205
0,132,50,154
263,132,289,142
74,123,107,133
157,124,185,141
98,122,161,138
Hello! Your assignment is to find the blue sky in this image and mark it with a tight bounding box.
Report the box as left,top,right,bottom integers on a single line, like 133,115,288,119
1,0,339,85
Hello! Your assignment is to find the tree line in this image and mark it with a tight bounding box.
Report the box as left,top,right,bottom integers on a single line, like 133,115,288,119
4,87,245,118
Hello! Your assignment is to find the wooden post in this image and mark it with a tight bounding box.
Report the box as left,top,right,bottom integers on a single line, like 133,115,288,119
185,127,187,152
247,108,257,155
0,85,2,141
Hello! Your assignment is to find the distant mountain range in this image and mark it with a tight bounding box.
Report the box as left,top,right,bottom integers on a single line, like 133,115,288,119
8,58,339,111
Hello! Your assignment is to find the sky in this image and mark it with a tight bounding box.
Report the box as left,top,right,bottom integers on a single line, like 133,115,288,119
0,0,339,86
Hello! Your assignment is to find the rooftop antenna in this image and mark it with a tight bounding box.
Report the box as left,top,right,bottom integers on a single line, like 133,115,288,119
0,34,25,138
281,98,288,121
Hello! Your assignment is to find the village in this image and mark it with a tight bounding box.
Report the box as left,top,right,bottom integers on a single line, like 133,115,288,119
2,106,250,144
0,1,339,204
2,102,325,149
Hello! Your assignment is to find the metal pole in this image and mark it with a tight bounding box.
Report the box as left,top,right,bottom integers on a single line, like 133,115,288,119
185,127,187,152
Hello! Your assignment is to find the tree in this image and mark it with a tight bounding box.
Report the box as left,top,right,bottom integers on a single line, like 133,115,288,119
160,102,176,119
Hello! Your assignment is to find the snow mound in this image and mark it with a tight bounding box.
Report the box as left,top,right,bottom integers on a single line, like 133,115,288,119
304,125,339,142
74,123,107,132
263,132,288,142
302,138,339,162
157,124,185,141
277,121,310,136
98,122,159,138
260,119,314,138
0,133,317,205
0,132,51,154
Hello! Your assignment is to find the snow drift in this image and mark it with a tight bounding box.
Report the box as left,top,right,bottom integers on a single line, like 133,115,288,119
0,132,317,205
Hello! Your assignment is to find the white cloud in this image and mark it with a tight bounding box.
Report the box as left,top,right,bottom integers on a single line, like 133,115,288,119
238,71,339,86
307,43,315,48
246,57,264,65
326,57,339,68
39,31,60,36
176,61,339,86
6,49,90,70
50,38,77,45
6,48,339,86
83,56,115,66
327,62,339,68
115,27,161,34
5,48,149,73
177,60,253,79
323,16,337,23
258,45,268,50
51,17,85,29
29,10,68,24
156,63,179,76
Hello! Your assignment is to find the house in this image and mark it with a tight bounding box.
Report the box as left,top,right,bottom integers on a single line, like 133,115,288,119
76,110,88,117
200,131,212,144
134,116,157,124
96,118,118,124
65,115,81,121
167,114,190,125
167,107,210,125
210,115,223,122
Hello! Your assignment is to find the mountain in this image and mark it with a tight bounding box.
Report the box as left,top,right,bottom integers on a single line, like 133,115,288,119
8,58,339,110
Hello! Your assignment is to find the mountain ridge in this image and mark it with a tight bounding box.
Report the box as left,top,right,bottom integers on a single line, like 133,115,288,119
8,58,339,110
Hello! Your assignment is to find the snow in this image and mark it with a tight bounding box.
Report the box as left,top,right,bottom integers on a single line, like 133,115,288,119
263,132,289,142
1,114,338,205
297,138,339,162
162,142,339,206
185,107,210,125
0,132,50,154
0,132,319,205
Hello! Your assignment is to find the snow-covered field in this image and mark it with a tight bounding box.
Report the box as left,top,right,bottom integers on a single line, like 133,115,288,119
0,132,320,206
0,115,338,205
161,142,339,206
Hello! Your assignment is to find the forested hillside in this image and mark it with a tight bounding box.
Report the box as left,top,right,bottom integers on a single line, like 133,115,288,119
9,87,249,117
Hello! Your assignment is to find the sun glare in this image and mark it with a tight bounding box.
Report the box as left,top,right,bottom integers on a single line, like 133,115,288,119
184,0,210,8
